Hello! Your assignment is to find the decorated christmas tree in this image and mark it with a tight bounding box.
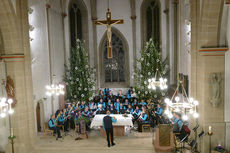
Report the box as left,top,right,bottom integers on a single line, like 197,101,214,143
134,38,169,102
64,39,96,103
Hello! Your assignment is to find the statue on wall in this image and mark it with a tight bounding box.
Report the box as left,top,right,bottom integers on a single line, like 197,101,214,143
6,76,17,107
210,73,221,107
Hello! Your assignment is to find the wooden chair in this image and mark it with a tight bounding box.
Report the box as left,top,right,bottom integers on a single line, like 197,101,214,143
74,119,79,133
142,124,152,132
75,125,79,133
43,122,54,136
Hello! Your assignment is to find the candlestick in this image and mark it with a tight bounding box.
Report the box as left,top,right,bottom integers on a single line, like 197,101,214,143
10,128,13,137
208,126,212,134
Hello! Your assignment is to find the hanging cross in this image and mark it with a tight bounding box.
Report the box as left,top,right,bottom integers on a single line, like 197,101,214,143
94,9,124,58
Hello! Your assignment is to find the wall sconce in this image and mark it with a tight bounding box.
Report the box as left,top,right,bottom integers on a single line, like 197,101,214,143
29,25,35,32
28,7,33,14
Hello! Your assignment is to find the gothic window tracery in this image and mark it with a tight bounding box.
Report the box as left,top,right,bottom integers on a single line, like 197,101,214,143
146,0,160,43
103,33,125,83
69,4,82,47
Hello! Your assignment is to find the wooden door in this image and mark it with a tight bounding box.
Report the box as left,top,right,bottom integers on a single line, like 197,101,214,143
36,103,41,132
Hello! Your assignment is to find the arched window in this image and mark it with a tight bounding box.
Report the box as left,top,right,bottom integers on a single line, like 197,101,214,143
69,3,83,47
100,29,129,88
141,0,161,46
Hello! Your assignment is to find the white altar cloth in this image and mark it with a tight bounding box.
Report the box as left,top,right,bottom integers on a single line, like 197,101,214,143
90,114,133,128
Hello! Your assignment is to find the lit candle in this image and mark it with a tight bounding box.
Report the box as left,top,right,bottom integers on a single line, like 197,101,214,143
208,126,212,134
10,128,13,137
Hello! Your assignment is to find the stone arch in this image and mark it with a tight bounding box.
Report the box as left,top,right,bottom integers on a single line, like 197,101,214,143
99,27,130,88
141,0,161,48
199,0,224,47
68,0,89,50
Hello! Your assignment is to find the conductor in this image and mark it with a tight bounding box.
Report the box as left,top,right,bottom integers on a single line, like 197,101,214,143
103,110,117,147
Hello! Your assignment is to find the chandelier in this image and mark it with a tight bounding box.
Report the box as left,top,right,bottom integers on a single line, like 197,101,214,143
148,68,167,90
0,97,14,118
105,59,118,70
46,75,65,96
164,80,199,121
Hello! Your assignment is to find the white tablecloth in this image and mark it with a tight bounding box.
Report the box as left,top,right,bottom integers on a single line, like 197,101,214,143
90,114,133,128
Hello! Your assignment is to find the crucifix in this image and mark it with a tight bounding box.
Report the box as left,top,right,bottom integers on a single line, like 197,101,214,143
94,8,124,58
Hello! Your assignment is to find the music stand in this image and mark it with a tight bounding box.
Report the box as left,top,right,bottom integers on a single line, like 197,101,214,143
193,125,199,132
198,130,205,138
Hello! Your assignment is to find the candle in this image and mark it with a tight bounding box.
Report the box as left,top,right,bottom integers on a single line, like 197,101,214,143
10,128,13,137
208,126,212,134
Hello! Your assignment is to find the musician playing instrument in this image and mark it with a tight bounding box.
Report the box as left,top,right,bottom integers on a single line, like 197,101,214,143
65,104,75,130
89,101,97,112
155,104,163,115
79,101,86,111
108,103,117,114
107,99,112,108
104,87,110,96
124,98,130,108
82,107,91,131
58,110,68,132
132,106,141,124
48,115,61,138
126,105,133,114
137,108,148,132
118,103,126,114
82,107,91,118
95,104,105,114
98,98,106,109
117,90,125,99
114,98,120,111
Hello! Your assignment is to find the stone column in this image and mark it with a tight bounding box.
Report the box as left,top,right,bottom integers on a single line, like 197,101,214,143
45,2,55,114
90,0,99,89
0,0,36,152
130,0,137,83
191,0,226,152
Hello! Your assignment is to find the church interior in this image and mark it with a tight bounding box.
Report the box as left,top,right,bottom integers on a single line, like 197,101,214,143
0,0,230,153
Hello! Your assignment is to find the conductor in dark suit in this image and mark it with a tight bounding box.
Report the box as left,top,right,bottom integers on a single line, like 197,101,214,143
103,110,117,147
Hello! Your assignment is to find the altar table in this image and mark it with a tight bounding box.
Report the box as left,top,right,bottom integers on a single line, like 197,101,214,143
90,114,133,136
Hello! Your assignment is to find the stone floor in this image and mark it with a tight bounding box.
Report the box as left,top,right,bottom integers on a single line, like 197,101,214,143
31,129,156,153
30,129,193,153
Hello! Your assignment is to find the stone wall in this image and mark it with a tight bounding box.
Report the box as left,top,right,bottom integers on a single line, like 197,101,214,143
191,0,227,152
0,0,35,153
224,3,230,152
28,0,65,124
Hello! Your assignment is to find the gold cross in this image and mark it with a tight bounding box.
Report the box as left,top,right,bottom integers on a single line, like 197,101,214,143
94,9,124,58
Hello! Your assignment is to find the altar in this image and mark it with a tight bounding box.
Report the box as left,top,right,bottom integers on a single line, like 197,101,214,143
90,114,133,137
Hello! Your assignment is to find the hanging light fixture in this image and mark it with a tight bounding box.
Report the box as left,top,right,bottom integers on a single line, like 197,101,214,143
147,68,168,90
0,97,14,118
45,75,65,96
164,80,199,121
